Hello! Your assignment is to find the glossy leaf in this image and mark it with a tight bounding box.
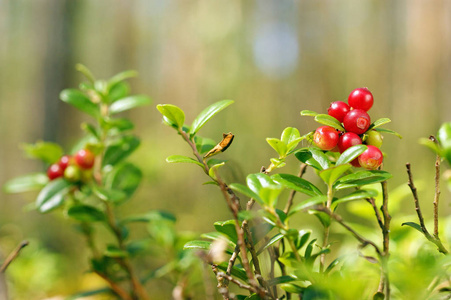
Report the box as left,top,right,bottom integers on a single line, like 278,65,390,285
105,163,143,198
373,128,402,139
214,220,238,243
334,170,392,190
271,173,323,196
314,114,345,131
166,155,204,168
300,110,319,117
257,233,283,255
208,162,225,180
229,183,263,205
309,148,332,169
280,283,305,294
368,118,391,130
60,89,100,118
266,138,287,157
335,144,367,165
401,222,424,234
103,135,140,166
319,164,352,186
288,196,327,216
438,122,451,149
36,179,72,213
183,240,211,250
194,136,216,154
156,104,185,129
3,173,48,193
23,142,64,164
109,95,151,114
296,230,312,249
333,189,378,206
295,149,323,170
247,173,283,207
189,100,234,136
67,205,105,222
281,127,302,153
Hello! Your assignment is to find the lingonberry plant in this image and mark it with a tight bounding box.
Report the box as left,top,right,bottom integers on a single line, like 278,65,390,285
3,65,203,299
157,87,402,299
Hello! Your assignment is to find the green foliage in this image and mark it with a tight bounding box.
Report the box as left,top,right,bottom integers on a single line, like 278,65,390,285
22,142,64,164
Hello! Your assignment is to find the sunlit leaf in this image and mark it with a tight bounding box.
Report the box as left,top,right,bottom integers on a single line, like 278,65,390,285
183,240,211,250
22,141,64,164
335,144,367,166
300,110,319,117
319,164,352,186
36,179,72,213
109,95,151,114
267,138,287,158
333,170,392,190
314,114,345,131
271,173,323,197
166,155,204,168
60,89,100,118
229,183,263,205
3,173,48,193
190,100,234,136
156,104,185,129
368,118,391,130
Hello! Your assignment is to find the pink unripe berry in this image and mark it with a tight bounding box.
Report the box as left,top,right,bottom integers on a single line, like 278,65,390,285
337,132,362,153
313,126,339,151
343,109,371,135
348,87,374,111
327,101,350,123
47,164,64,180
358,145,383,170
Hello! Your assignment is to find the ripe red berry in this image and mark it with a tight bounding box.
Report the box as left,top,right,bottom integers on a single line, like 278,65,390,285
327,101,350,123
348,87,374,111
74,149,95,169
337,132,362,153
358,145,383,170
58,155,72,171
313,126,339,151
47,163,64,180
343,109,371,135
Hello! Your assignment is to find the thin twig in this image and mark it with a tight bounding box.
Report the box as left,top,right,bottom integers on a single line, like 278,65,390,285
380,180,391,299
94,270,133,300
284,163,307,214
432,137,441,239
0,240,29,273
366,198,384,231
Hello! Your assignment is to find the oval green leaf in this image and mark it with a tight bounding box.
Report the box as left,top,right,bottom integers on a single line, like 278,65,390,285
183,240,211,250
300,110,319,117
156,104,185,129
166,155,204,168
103,135,140,166
109,95,151,114
288,195,327,216
319,164,352,186
271,173,323,196
267,138,287,157
60,89,100,118
3,173,49,193
36,179,72,213
105,163,143,198
336,144,367,165
314,114,345,131
229,183,263,205
368,118,391,130
333,189,378,206
22,141,64,164
189,100,234,136
67,205,105,222
333,170,392,190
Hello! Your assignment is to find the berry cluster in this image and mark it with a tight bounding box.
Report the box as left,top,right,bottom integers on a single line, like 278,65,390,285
313,87,383,170
47,149,96,182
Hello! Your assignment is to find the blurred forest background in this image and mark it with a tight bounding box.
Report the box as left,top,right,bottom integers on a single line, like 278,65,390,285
2,0,451,299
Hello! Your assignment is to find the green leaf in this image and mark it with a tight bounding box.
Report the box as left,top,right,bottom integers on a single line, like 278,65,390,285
438,122,451,149
93,186,127,203
217,263,248,281
183,240,211,250
109,95,151,114
334,170,392,190
419,138,442,156
267,275,297,286
166,155,204,168
194,136,216,154
247,173,283,207
314,114,345,131
309,210,331,227
22,142,64,164
214,220,238,243
368,118,391,130
104,118,134,131
280,283,305,294
267,138,287,157
401,222,425,234
67,205,105,222
271,173,323,197
104,245,128,258
296,230,312,249
75,64,96,83
103,135,140,166
208,162,226,180
325,257,341,274
288,196,328,216
281,127,302,153
335,144,367,165
333,189,378,206
3,173,48,193
36,179,72,213
189,100,234,136
81,123,101,140
295,149,323,170
60,89,100,118
300,110,319,117
319,164,352,186
108,82,130,102
105,163,143,198
121,210,176,224
229,183,263,205
156,104,185,129
107,70,138,91
309,148,332,170
373,128,402,139
257,233,284,255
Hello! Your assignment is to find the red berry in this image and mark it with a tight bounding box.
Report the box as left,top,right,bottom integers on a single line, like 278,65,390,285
313,126,339,151
358,145,383,170
327,101,350,123
348,87,374,111
47,163,64,180
337,132,362,153
343,109,371,135
350,158,361,168
58,155,72,171
74,149,95,169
